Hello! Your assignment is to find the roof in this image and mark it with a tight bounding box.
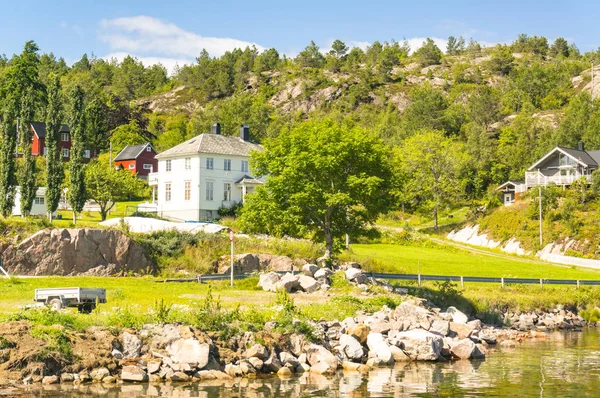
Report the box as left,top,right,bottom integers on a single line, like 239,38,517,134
155,133,263,159
496,181,524,190
235,175,264,185
114,143,154,161
30,122,69,139
528,146,598,171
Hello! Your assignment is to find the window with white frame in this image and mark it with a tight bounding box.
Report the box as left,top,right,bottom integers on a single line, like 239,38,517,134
165,183,172,201
83,150,90,158
146,146,151,152
166,160,172,172
184,181,191,201
241,160,249,173
206,157,214,170
34,196,45,205
223,182,232,201
206,181,214,201
143,164,153,170
62,148,69,158
185,157,191,170
129,164,135,169
224,159,231,171
43,147,48,156
61,133,69,142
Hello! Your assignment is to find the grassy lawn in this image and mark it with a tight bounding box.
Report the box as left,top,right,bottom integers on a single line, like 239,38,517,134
377,206,470,231
348,243,600,280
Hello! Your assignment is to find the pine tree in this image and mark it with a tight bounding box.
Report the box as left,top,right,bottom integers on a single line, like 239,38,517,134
67,86,87,224
0,102,17,218
18,88,37,217
45,75,64,220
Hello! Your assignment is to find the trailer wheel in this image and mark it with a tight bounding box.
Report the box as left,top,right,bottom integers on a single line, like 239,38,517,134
49,299,63,311
78,304,95,314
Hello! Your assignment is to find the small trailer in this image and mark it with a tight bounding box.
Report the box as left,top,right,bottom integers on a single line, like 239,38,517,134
34,287,107,313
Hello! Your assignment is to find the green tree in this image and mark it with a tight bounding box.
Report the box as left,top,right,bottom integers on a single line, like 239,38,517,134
110,121,146,154
446,36,465,55
45,75,64,220
85,157,148,220
67,86,87,223
415,38,442,66
18,88,37,216
296,41,325,68
396,130,470,232
240,119,393,259
0,102,17,217
330,40,349,58
487,45,514,75
84,98,108,152
550,37,570,58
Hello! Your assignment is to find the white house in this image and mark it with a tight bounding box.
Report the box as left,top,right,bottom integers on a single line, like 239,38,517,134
12,187,51,216
149,124,264,221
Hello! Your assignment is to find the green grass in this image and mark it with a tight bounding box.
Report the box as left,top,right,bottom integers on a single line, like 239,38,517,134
347,243,600,280
377,206,470,231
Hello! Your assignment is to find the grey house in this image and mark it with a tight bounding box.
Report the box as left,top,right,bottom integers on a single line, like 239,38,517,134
497,143,600,206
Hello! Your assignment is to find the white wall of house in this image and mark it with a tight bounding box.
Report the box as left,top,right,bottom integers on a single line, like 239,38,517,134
152,153,255,221
12,187,49,216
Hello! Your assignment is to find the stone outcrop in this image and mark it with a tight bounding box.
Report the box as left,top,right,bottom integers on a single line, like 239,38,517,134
1,228,155,276
217,253,306,274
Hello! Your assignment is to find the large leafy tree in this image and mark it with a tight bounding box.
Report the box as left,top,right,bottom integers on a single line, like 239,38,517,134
0,102,18,218
240,119,393,259
396,130,470,232
18,88,37,216
67,86,87,223
45,75,64,220
85,157,148,220
415,38,442,66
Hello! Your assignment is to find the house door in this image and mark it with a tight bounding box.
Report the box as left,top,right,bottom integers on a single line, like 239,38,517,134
504,193,512,206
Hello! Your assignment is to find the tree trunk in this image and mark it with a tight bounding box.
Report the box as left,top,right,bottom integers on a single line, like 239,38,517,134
323,215,333,260
72,211,76,225
48,212,53,222
433,205,439,233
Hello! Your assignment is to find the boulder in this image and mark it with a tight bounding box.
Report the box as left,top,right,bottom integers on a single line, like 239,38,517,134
248,357,264,370
2,228,155,276
430,320,450,336
295,363,311,373
147,359,162,374
218,253,298,274
393,302,434,330
41,376,59,385
446,306,469,324
121,365,147,382
302,264,318,276
310,361,335,374
345,268,363,281
366,333,394,364
389,345,410,362
473,344,487,359
263,350,283,372
277,367,293,377
170,372,190,382
122,331,142,359
370,321,391,334
166,338,210,369
276,273,300,292
258,272,280,292
279,352,299,368
239,361,257,375
298,275,320,293
245,344,269,360
450,338,476,359
314,268,333,279
306,344,339,370
391,329,443,361
90,367,110,381
60,373,74,383
339,334,364,361
449,322,475,339
347,324,370,343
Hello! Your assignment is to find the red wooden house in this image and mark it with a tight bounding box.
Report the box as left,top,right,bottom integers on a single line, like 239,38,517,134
114,143,158,179
30,122,94,160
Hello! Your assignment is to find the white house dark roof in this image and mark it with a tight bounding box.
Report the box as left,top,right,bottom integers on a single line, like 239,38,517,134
496,180,524,190
528,146,599,171
114,143,154,161
155,133,262,159
235,175,263,185
30,122,70,139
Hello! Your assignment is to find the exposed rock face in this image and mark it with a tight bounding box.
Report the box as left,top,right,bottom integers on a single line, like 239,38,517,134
2,228,155,276
390,329,443,361
217,253,304,274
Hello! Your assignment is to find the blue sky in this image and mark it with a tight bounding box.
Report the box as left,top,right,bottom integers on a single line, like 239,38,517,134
0,0,597,72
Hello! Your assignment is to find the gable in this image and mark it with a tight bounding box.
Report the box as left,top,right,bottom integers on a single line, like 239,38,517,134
528,147,597,171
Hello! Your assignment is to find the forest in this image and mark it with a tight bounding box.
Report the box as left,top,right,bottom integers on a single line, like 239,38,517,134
1,34,600,215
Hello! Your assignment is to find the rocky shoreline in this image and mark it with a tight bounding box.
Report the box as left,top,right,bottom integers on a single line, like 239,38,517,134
0,294,587,390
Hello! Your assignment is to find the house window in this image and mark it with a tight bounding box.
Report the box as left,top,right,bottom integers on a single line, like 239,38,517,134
224,183,231,201
128,164,135,170
34,196,45,205
165,183,172,201
206,157,214,170
184,181,191,201
143,164,153,170
146,146,151,152
185,157,191,170
241,160,249,173
83,150,90,159
224,159,231,171
61,133,69,142
62,148,69,158
166,160,172,172
43,147,48,156
206,181,214,201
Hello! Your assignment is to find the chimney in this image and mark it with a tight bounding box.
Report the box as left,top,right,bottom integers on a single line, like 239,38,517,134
578,141,584,151
211,122,221,135
240,124,250,141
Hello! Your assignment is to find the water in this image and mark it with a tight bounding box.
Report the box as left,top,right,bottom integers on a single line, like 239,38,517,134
27,330,600,397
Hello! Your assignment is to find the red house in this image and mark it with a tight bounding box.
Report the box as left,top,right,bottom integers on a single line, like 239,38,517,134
114,143,158,179
30,122,94,160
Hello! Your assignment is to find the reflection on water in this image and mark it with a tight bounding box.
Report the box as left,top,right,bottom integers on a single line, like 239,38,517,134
32,330,600,397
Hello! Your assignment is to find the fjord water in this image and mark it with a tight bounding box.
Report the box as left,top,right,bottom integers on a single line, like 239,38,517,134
37,330,600,397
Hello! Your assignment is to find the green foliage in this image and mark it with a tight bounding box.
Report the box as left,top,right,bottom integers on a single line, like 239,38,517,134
415,38,442,66
194,285,240,338
0,104,17,218
30,325,73,361
580,307,600,323
45,75,64,217
487,45,514,75
67,85,87,221
151,298,173,324
18,88,37,216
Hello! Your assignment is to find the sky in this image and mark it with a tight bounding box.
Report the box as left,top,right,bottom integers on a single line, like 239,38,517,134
0,0,598,73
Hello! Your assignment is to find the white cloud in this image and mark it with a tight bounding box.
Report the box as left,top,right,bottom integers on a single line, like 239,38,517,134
103,52,192,74
99,15,264,59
